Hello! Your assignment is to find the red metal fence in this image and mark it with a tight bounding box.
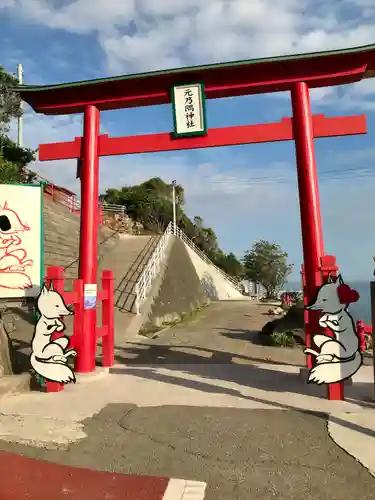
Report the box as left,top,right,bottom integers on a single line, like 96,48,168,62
44,265,114,392
30,171,104,223
356,320,372,352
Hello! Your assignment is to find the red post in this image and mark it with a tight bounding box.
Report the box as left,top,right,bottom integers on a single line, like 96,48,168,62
45,266,66,393
77,104,100,373
101,269,115,367
356,320,366,352
292,82,323,363
320,256,344,400
46,265,64,294
99,204,103,225
291,82,343,401
71,278,84,352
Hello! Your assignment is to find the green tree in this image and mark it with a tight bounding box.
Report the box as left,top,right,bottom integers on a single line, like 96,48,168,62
215,252,243,278
0,136,36,184
0,66,22,137
242,240,293,298
200,227,219,255
0,67,36,184
140,177,185,205
102,178,238,274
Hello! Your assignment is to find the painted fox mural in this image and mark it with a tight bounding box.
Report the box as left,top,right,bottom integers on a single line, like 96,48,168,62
0,201,33,290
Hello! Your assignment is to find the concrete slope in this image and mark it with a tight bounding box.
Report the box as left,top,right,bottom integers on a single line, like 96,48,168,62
140,237,209,334
130,234,247,336
183,242,245,300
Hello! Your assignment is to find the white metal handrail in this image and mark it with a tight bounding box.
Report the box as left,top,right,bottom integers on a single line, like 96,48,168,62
134,221,244,314
134,222,174,314
101,203,126,217
171,222,243,293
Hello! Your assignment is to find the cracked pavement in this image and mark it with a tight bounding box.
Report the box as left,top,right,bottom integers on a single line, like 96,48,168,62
1,404,375,499
1,301,375,499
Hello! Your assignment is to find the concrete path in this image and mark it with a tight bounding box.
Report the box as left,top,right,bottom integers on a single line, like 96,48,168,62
0,301,375,500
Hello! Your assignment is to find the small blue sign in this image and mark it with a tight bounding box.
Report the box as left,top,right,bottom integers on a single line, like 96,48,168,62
84,284,97,310
84,296,96,310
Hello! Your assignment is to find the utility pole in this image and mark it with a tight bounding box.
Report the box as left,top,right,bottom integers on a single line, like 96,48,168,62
172,180,177,235
17,63,23,148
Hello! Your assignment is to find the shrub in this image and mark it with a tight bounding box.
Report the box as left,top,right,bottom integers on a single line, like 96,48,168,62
269,330,297,348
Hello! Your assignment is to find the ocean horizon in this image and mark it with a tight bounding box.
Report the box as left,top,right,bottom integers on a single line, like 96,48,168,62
286,280,372,324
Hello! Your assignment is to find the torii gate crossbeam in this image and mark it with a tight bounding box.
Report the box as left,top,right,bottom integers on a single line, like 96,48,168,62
38,113,366,159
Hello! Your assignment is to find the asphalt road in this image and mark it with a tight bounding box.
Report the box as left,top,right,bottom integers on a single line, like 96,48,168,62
1,302,374,499
1,404,374,500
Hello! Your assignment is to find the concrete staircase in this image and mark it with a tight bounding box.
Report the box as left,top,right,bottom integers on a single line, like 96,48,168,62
44,197,119,290
98,234,159,346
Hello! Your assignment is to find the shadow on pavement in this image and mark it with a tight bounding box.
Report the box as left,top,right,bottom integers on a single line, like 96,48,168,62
112,341,375,439
116,341,305,367
219,327,306,346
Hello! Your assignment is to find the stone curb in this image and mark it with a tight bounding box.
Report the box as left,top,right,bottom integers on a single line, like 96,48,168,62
0,373,31,399
151,325,173,338
162,479,207,500
75,367,109,384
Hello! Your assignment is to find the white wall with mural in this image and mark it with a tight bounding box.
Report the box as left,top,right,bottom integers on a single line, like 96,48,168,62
183,243,245,300
0,184,43,299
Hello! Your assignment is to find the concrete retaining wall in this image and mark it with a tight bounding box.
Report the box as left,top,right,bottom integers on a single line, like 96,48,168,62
140,237,209,334
183,243,245,300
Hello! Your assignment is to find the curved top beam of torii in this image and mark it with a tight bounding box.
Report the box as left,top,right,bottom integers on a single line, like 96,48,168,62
12,43,375,116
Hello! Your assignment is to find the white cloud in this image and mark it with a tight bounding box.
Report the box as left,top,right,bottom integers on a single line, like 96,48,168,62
12,0,136,35
3,0,375,278
0,0,15,7
1,0,374,74
1,0,375,111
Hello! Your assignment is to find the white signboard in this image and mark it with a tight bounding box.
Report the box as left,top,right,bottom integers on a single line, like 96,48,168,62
172,83,207,137
0,184,43,299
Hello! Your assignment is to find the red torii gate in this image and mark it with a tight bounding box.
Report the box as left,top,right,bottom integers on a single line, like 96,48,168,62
16,43,375,400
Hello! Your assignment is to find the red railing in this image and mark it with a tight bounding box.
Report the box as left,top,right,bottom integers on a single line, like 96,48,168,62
44,265,114,393
356,320,372,352
29,171,104,223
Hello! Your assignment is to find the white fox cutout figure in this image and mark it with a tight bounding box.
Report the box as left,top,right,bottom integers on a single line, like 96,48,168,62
304,274,363,384
30,283,77,384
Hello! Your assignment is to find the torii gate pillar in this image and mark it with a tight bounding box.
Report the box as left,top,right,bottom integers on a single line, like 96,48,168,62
291,82,343,401
77,105,100,372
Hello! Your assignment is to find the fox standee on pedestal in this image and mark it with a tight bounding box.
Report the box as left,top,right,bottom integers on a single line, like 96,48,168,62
304,275,363,385
31,283,76,384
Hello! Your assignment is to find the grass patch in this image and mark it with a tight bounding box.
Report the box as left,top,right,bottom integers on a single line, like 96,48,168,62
269,330,297,348
139,302,211,337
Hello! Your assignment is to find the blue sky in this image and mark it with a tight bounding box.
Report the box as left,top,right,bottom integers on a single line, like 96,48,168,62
1,0,375,281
